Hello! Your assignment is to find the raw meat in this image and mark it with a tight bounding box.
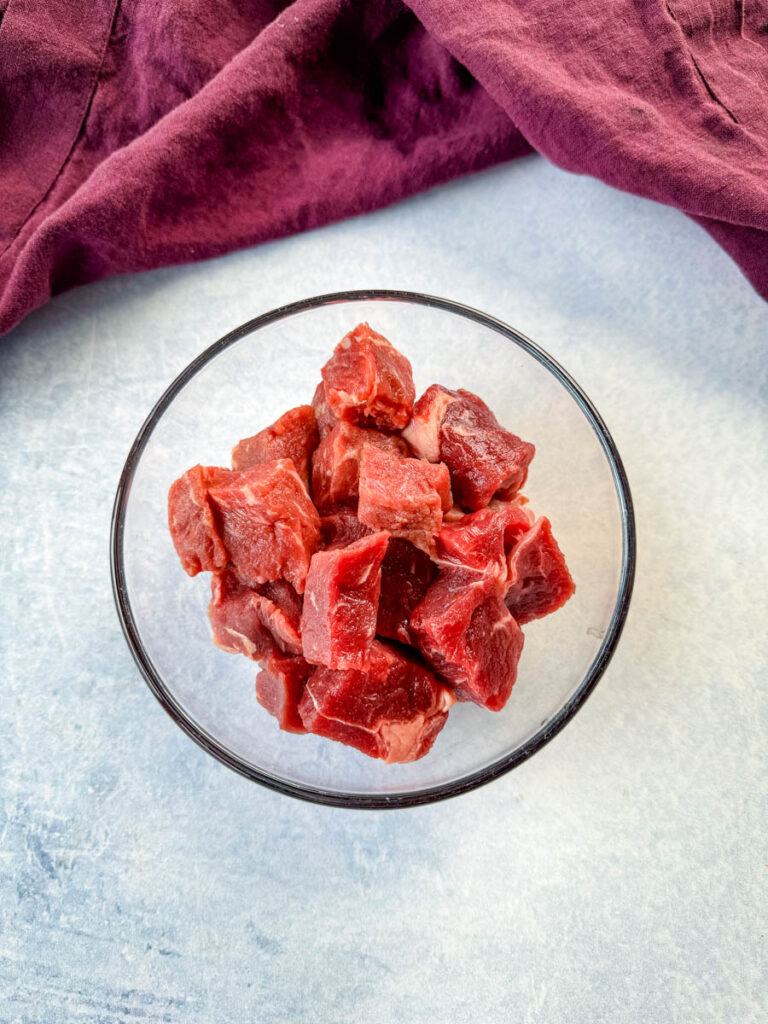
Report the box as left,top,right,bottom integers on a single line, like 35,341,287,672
411,567,525,711
312,381,338,439
310,420,409,511
299,640,455,762
251,579,303,655
505,517,575,624
319,505,373,550
436,500,535,590
402,384,455,462
169,324,576,763
321,323,415,431
404,385,535,510
231,405,319,488
376,538,437,644
209,571,303,658
442,389,535,508
208,569,278,660
357,446,451,555
168,465,230,576
443,504,467,523
256,652,313,734
207,459,320,593
301,531,389,669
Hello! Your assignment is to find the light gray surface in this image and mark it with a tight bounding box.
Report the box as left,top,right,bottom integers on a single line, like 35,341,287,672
1,157,766,1023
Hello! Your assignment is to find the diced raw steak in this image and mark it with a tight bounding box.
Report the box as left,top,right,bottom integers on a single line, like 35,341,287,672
168,465,230,576
436,501,535,590
208,569,278,660
377,538,437,644
411,567,524,711
505,517,575,624
299,640,455,762
357,446,451,555
207,459,320,593
402,384,455,462
301,531,389,669
404,385,535,510
321,323,415,431
252,579,303,655
442,389,535,508
310,421,409,511
256,652,313,734
209,571,303,657
312,381,338,439
319,505,373,550
231,405,319,488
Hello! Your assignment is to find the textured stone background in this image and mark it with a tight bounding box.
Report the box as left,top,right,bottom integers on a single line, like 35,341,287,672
1,158,766,1023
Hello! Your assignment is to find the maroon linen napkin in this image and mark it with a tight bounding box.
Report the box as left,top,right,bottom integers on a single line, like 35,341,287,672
0,0,766,336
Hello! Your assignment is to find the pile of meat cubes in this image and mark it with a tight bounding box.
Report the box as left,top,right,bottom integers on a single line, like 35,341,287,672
168,324,574,763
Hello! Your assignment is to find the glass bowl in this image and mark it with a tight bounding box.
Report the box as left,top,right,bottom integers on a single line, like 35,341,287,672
111,291,635,808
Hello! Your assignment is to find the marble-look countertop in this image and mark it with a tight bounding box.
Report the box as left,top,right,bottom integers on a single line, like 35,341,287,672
1,158,766,1023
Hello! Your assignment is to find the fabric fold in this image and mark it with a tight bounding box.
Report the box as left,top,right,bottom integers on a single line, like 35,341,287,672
0,0,767,337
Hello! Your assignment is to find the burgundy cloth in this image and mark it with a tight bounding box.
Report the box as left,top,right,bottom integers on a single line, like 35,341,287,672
1,0,767,337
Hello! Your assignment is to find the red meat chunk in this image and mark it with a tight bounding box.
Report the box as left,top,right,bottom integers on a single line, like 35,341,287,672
442,390,535,508
319,505,373,550
312,382,338,439
301,531,389,669
207,459,320,593
168,465,230,576
376,538,437,644
299,640,455,763
411,567,524,711
436,500,535,590
252,579,303,655
208,569,278,660
321,323,415,431
404,385,535,510
310,421,409,511
505,517,575,624
209,570,303,658
357,446,451,555
255,652,313,734
402,384,455,462
231,405,319,488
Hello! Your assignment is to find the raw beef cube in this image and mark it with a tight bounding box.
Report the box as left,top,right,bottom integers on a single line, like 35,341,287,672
402,384,455,462
319,505,373,550
441,389,535,509
208,459,320,593
411,567,524,711
436,501,535,590
301,531,389,669
377,538,437,644
251,579,303,655
299,640,455,763
209,571,303,657
321,323,415,430
231,405,319,488
505,517,575,624
208,570,278,660
404,385,535,510
357,446,451,555
256,652,313,734
312,382,338,439
310,421,409,511
168,464,230,576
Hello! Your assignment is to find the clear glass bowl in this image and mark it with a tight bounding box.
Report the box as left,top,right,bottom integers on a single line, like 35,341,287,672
111,291,635,808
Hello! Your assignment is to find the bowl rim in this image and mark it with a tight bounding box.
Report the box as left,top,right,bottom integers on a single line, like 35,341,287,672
110,289,636,809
